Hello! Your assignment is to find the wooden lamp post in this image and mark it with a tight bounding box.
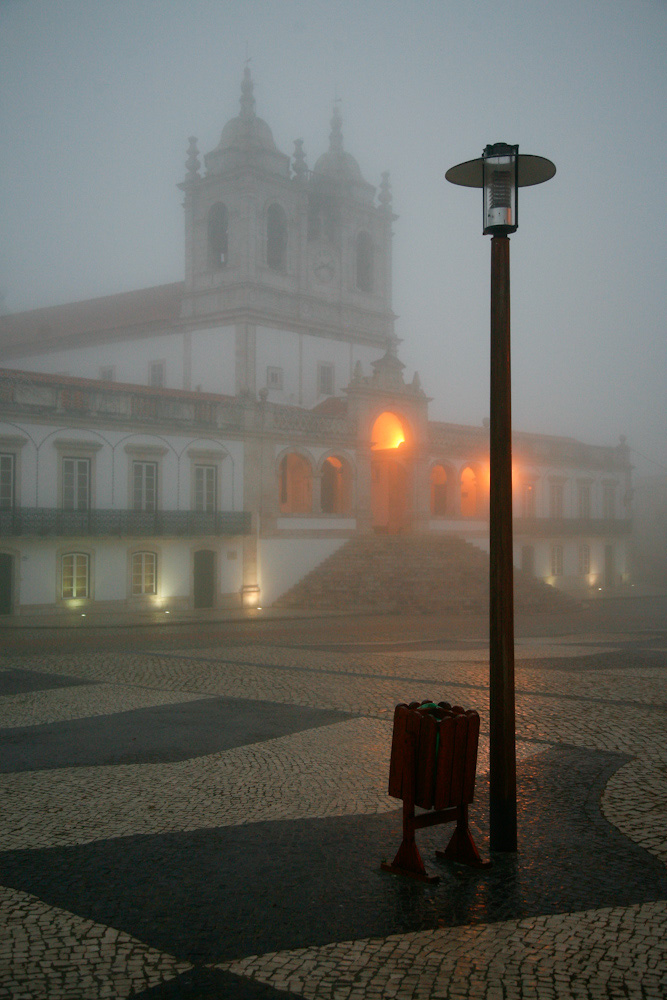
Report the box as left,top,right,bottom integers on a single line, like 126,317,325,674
446,144,555,851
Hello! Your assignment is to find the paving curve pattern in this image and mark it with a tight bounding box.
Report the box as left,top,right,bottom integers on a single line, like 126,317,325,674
0,623,666,998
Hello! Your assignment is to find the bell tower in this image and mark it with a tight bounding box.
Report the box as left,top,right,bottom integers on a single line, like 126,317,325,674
179,70,396,401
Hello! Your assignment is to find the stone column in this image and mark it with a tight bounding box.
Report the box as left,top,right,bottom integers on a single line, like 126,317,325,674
312,470,322,515
355,445,374,532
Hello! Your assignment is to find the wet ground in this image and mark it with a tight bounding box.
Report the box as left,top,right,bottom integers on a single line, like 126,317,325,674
1,598,666,998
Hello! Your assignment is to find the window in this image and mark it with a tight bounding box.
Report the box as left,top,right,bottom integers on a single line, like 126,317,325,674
522,482,536,518
320,456,351,514
317,363,334,397
267,366,283,390
208,202,229,268
132,551,157,595
194,465,217,513
551,544,563,577
99,366,115,382
356,232,374,293
149,361,165,388
62,458,90,510
577,483,591,520
279,453,312,513
0,454,14,510
267,203,288,271
133,462,158,511
550,481,564,519
603,483,616,519
578,544,591,576
62,553,89,599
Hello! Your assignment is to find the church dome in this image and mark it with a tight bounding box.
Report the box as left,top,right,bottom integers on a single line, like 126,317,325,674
313,148,363,183
217,112,277,154
204,68,289,177
313,104,365,184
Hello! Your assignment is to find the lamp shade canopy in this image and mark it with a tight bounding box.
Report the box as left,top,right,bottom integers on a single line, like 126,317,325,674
446,144,556,235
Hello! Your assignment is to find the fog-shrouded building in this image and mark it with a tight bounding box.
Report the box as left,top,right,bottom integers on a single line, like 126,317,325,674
0,70,632,616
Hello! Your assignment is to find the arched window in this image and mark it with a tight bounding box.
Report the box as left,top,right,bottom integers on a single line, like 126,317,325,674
279,453,312,513
267,203,288,271
207,203,229,269
460,466,478,517
132,551,157,595
321,456,352,514
356,232,373,293
430,464,448,516
61,552,89,599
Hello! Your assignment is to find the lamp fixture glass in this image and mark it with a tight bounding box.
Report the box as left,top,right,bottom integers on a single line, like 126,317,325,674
483,143,518,235
445,145,555,236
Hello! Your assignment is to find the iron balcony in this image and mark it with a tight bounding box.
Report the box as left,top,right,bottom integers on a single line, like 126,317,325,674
0,507,251,538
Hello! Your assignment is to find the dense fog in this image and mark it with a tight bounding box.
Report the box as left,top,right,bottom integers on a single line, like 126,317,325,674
0,0,665,475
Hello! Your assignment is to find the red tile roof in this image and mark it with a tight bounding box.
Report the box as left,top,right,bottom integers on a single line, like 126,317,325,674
0,283,185,357
311,396,348,416
0,366,237,405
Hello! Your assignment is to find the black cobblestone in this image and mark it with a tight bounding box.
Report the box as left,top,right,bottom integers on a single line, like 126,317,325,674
3,745,666,966
0,696,350,773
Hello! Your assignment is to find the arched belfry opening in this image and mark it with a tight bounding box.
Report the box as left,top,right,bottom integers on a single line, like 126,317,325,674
370,411,411,533
207,203,229,269
267,203,288,271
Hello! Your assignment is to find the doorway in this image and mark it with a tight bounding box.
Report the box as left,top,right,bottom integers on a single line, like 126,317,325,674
370,411,411,534
0,553,12,615
193,549,216,608
371,458,409,533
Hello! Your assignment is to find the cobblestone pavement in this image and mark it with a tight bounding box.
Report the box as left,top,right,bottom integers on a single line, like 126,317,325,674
0,602,666,998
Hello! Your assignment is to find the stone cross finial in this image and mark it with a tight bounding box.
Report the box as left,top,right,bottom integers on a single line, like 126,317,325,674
329,101,344,154
379,171,392,212
240,65,256,119
185,136,200,181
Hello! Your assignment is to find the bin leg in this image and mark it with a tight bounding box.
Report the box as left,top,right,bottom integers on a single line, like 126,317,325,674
435,805,491,869
381,732,440,884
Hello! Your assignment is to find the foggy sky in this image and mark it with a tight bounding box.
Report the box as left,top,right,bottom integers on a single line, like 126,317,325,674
1,0,666,474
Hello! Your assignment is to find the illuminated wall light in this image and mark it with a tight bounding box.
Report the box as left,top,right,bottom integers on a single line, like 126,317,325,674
242,584,261,609
371,412,406,451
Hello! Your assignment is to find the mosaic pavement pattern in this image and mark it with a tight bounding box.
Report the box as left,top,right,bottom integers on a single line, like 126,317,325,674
0,621,666,998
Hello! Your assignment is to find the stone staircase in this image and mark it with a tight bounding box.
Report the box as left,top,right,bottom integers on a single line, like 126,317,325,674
275,533,576,613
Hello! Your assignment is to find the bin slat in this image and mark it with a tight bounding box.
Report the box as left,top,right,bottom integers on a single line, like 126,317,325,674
449,713,469,805
434,713,456,809
387,704,409,799
415,713,438,809
462,711,480,803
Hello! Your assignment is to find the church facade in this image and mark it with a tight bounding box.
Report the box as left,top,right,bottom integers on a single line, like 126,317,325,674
0,72,632,616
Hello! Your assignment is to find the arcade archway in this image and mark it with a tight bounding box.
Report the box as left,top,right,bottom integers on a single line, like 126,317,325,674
370,411,411,533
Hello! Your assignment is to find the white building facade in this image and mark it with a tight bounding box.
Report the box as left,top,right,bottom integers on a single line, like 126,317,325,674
0,71,632,616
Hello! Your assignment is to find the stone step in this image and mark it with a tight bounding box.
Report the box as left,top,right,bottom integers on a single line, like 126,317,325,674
275,533,575,613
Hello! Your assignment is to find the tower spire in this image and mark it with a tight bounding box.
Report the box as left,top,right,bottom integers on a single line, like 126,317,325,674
239,65,256,120
329,99,344,154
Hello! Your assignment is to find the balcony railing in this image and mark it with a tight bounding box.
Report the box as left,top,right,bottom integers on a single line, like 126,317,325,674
0,507,251,538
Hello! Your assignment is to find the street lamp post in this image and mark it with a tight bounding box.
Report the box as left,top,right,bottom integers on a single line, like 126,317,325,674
446,144,555,852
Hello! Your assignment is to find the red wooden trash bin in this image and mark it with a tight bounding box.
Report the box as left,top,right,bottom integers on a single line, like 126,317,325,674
382,700,491,884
